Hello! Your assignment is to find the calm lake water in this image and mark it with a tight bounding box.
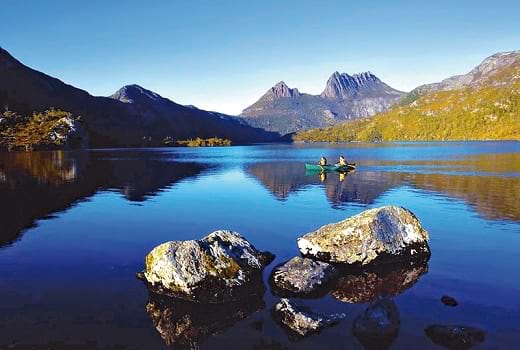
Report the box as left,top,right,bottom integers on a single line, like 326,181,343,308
0,142,519,349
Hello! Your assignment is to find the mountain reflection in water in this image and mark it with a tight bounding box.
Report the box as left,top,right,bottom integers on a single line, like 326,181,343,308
0,150,206,247
246,158,520,221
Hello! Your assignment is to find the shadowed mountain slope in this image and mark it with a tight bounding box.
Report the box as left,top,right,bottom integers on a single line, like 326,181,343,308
0,47,279,147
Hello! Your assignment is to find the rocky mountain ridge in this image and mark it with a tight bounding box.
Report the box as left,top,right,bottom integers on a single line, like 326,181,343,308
404,50,520,102
0,47,279,147
239,71,404,135
296,50,520,142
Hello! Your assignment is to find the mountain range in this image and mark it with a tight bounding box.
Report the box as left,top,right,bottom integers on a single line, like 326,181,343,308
2,45,518,147
295,50,520,142
0,47,278,147
239,71,404,135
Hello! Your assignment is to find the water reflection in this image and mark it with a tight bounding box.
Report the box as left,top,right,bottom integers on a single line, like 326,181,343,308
245,162,310,200
0,144,518,349
0,151,206,247
145,292,265,349
246,162,401,207
406,172,520,221
331,261,429,303
246,161,520,221
352,297,400,350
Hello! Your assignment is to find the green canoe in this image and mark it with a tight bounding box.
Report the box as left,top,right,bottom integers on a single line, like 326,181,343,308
305,163,356,172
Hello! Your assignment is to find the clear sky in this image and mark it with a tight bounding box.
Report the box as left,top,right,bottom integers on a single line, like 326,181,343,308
1,0,519,114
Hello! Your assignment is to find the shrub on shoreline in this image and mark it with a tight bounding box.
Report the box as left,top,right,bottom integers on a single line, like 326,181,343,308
176,137,232,147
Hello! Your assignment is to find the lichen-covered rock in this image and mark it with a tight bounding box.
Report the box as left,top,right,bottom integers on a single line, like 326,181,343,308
298,206,430,265
273,298,345,337
331,261,428,303
141,230,274,303
270,257,337,297
146,292,264,349
353,298,400,349
425,325,485,349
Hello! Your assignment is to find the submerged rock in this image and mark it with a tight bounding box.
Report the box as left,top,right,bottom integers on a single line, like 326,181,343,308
273,298,345,337
352,298,400,349
425,325,486,349
270,257,337,297
146,292,264,349
298,206,430,265
441,295,459,307
140,230,274,303
331,261,428,303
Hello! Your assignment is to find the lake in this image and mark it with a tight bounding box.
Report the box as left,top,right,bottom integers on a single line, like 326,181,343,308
0,142,519,349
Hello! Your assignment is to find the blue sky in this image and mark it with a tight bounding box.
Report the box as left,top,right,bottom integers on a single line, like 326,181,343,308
1,0,519,114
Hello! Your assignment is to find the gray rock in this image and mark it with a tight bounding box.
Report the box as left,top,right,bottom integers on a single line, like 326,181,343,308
425,325,486,349
270,257,336,297
141,230,274,303
298,206,430,265
273,298,345,337
353,298,400,349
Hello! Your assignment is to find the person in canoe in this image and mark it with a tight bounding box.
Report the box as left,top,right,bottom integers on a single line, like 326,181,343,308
319,156,328,166
336,155,347,166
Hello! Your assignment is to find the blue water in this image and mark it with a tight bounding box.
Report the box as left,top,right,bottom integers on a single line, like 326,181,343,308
0,142,519,349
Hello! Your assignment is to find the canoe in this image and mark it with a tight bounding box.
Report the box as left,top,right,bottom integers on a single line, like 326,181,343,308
305,163,356,172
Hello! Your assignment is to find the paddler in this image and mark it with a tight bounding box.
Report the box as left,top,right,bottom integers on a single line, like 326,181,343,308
337,155,347,166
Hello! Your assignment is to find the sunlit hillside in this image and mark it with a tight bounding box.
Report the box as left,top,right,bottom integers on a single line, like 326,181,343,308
295,54,520,142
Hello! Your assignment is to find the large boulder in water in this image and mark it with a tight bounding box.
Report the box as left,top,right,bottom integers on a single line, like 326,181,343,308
140,230,274,303
298,206,430,265
269,257,337,298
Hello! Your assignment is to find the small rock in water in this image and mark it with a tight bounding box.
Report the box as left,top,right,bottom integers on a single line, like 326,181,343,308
273,298,345,337
140,230,274,303
441,295,459,307
353,298,400,349
298,206,430,265
425,324,485,349
270,256,337,297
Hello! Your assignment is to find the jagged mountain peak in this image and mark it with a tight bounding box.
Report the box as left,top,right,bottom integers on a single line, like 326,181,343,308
111,84,163,104
240,69,403,135
321,71,383,99
352,71,380,81
274,80,288,87
263,81,301,100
